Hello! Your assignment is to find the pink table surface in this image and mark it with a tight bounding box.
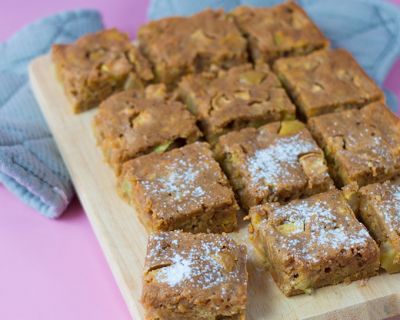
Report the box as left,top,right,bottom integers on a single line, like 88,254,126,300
0,1,400,319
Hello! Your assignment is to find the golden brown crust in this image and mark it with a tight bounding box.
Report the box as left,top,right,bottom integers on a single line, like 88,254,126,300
178,63,296,142
118,142,239,233
231,3,329,63
215,121,333,209
138,9,247,86
52,29,153,113
141,231,247,320
249,190,380,296
92,84,201,174
308,102,400,187
273,49,384,118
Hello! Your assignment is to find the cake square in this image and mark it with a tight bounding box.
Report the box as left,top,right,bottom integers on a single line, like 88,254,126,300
138,9,247,86
178,63,296,143
273,49,383,118
118,142,239,233
93,84,201,174
141,231,248,320
52,29,153,113
308,102,400,188
215,120,333,209
359,178,400,273
231,3,329,63
249,190,380,296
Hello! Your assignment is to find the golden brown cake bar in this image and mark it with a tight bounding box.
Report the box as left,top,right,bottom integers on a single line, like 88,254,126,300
273,48,383,118
178,63,296,143
141,231,248,320
92,84,201,174
118,142,239,233
138,9,247,86
359,178,400,273
215,120,333,209
308,102,400,188
250,190,380,296
231,3,329,63
52,29,153,113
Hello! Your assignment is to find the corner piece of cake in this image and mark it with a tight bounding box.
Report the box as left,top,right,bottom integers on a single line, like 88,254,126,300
52,28,153,113
249,190,380,296
359,178,400,273
93,84,201,174
273,48,383,118
215,120,333,209
231,2,329,63
178,63,296,143
118,142,239,233
141,231,248,320
308,102,400,187
138,9,248,86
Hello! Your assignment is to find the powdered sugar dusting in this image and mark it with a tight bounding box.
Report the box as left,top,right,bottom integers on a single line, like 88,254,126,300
156,254,192,286
345,133,394,167
154,164,205,200
247,133,317,189
394,189,400,207
142,155,214,211
271,196,372,263
148,233,243,290
375,184,400,233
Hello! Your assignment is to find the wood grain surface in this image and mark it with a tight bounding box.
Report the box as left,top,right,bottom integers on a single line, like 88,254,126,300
29,54,400,320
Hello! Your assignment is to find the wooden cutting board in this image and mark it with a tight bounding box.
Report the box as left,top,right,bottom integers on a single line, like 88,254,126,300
29,54,400,320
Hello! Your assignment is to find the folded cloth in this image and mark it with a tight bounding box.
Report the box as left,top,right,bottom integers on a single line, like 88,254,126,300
148,0,400,111
0,10,103,218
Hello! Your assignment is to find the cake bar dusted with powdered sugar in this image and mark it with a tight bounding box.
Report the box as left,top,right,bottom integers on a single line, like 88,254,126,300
141,231,248,320
215,120,333,209
117,142,239,233
249,189,380,296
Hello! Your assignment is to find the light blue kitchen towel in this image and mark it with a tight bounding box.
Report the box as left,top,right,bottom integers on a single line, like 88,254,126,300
0,10,103,218
149,0,400,110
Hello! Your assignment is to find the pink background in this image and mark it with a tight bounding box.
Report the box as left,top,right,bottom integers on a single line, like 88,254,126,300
0,1,400,319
